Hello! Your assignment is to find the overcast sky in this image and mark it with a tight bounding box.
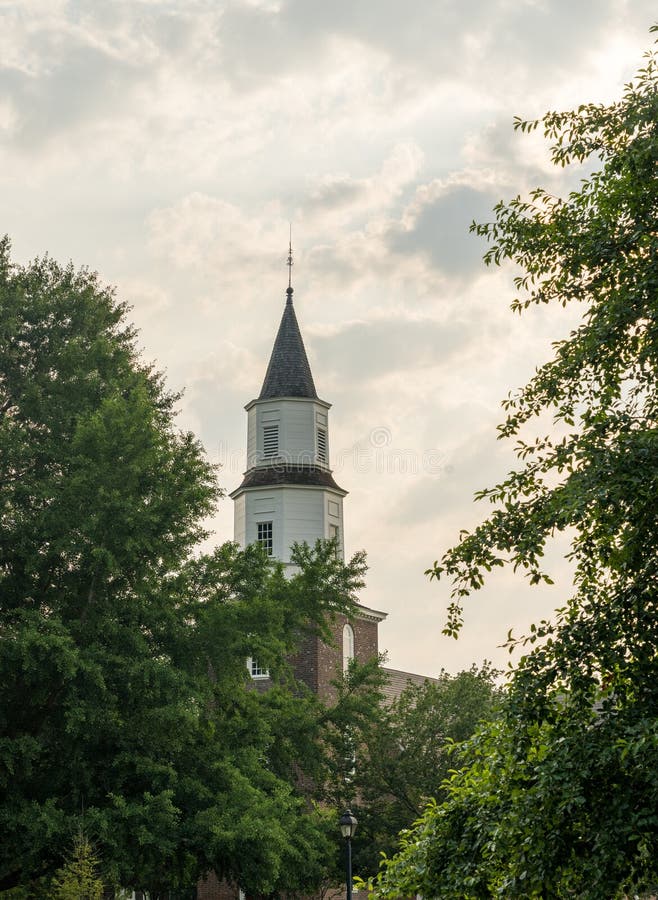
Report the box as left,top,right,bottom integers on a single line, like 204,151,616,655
3,0,656,677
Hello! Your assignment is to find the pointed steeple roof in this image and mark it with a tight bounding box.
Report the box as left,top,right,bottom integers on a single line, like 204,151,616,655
259,288,317,399
259,243,318,400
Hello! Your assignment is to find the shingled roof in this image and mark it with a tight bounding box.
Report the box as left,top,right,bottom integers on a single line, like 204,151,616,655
380,667,440,704
231,463,346,495
259,288,318,400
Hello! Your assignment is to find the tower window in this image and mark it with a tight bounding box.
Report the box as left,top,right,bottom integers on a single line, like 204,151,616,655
257,521,273,556
343,623,355,673
263,424,279,457
317,427,327,463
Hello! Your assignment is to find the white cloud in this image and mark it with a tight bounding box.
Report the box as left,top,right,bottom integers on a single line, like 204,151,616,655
304,143,424,221
2,0,657,677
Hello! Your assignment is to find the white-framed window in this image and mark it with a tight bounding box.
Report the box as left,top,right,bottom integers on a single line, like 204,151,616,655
263,423,279,457
343,623,355,673
317,426,328,463
257,521,273,556
247,657,269,679
343,723,357,780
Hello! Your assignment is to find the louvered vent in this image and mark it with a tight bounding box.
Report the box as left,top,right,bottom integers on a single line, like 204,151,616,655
263,424,279,457
317,427,328,463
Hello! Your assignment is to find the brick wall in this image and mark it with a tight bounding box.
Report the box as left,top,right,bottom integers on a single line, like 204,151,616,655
290,611,379,703
197,872,239,900
197,872,369,900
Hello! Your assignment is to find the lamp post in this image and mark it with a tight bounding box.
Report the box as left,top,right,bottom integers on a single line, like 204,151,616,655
339,809,358,900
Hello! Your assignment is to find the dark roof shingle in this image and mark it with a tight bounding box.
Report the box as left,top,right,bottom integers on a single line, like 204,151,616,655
259,290,317,400
232,463,345,494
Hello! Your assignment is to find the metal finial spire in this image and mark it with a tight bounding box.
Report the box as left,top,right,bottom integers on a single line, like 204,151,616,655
286,225,293,301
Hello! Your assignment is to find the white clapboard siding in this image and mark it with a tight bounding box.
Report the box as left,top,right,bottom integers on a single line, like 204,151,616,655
246,398,332,466
237,486,344,563
233,494,246,547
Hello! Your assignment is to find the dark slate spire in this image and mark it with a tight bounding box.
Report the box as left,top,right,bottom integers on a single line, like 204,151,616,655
258,242,318,400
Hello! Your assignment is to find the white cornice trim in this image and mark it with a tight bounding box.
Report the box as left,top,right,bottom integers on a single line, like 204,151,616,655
354,602,388,623
229,482,348,499
245,396,332,412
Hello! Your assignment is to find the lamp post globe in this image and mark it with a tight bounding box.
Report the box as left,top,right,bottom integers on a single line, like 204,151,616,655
339,810,358,900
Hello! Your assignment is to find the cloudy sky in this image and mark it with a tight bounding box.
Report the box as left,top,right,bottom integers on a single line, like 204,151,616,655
3,0,656,677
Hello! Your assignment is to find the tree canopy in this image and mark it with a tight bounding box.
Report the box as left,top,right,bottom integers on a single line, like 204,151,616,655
347,665,500,879
369,27,658,900
0,240,378,897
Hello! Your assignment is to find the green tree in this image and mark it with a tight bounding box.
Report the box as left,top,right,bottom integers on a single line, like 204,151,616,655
348,665,500,879
370,26,658,900
0,240,376,897
51,834,104,900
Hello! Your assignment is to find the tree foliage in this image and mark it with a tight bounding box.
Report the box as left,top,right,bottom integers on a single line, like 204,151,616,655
370,27,658,900
51,834,104,900
0,241,378,897
347,665,500,879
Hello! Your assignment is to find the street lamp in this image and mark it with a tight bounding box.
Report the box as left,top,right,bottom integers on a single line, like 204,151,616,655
339,809,358,900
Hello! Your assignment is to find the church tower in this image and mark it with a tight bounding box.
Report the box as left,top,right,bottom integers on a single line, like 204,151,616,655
230,249,346,566
199,251,425,900
229,246,385,700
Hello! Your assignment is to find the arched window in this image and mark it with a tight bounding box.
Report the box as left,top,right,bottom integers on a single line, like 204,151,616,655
343,623,355,673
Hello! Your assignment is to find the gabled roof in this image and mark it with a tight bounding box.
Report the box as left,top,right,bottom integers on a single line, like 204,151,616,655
380,667,440,704
259,288,318,400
